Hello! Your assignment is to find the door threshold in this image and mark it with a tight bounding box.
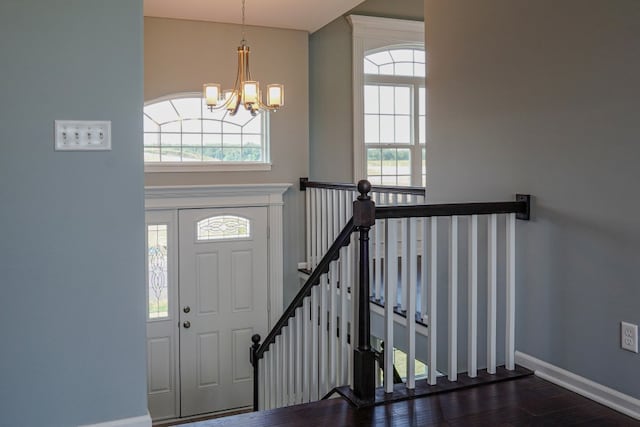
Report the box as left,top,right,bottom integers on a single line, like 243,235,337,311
153,407,252,427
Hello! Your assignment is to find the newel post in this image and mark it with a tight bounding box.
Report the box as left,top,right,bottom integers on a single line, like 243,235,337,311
352,180,376,403
250,334,261,411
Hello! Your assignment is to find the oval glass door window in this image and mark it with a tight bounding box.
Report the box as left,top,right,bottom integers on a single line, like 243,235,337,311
196,215,251,241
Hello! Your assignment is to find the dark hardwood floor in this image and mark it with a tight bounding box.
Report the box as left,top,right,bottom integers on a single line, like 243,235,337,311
179,376,639,426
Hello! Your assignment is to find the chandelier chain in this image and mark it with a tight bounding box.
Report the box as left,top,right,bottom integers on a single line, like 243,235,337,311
241,0,246,45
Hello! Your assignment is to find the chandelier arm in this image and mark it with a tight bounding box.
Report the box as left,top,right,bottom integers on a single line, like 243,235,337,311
246,48,252,81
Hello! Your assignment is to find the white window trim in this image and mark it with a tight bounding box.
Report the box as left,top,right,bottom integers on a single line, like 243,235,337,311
348,15,425,183
143,92,272,173
145,162,272,173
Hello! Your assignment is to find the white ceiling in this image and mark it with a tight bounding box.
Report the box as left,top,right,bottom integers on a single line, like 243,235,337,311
144,0,366,33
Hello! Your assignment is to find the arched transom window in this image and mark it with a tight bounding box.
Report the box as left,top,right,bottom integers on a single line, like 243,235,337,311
364,48,425,77
144,95,268,168
364,47,426,187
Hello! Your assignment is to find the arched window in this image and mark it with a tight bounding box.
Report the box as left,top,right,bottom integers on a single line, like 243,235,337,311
350,15,425,187
364,47,426,187
143,94,269,171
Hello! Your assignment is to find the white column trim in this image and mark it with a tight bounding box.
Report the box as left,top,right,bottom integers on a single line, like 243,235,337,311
516,351,640,420
268,202,284,326
78,413,151,427
145,183,291,331
347,15,425,182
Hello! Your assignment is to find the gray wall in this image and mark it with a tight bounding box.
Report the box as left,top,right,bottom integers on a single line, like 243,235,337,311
309,0,424,182
426,0,640,398
144,17,309,305
0,1,147,426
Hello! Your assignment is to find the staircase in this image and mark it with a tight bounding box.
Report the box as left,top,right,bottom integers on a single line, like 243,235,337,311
250,179,531,410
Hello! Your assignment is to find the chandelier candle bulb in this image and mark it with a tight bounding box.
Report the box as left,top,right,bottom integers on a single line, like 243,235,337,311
224,90,239,111
267,84,284,107
243,81,259,105
203,84,221,107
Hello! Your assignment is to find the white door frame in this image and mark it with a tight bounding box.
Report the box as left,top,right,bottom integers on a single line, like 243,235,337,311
144,183,290,420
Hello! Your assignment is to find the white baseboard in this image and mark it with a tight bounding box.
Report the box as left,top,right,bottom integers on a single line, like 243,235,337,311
78,413,152,427
515,351,640,420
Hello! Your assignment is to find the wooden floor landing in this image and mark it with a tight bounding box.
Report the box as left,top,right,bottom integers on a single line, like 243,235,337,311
178,375,639,426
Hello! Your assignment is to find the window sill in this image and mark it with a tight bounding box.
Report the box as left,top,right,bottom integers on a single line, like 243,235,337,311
145,162,272,173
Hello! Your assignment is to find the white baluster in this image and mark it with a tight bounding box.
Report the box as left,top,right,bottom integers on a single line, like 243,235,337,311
421,217,428,323
407,217,417,389
448,216,458,382
333,189,340,235
384,218,397,393
348,232,357,387
468,215,478,378
319,274,328,397
487,213,497,374
307,188,318,270
280,329,287,407
315,189,322,269
400,218,408,311
321,189,328,259
337,189,344,232
329,265,338,388
374,216,382,301
340,245,349,386
428,217,438,385
269,347,276,409
296,307,303,404
259,357,266,410
289,323,295,405
506,213,516,370
303,296,311,403
328,189,335,242
311,286,319,400
275,336,282,408
369,217,375,300
306,186,311,269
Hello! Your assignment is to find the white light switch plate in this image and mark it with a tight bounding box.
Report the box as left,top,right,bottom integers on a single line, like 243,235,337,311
621,321,638,353
55,120,111,151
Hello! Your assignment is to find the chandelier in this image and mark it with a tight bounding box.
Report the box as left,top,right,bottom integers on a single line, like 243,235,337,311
203,0,284,116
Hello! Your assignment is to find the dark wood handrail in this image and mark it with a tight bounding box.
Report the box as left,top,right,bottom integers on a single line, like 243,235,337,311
300,177,425,196
376,195,530,220
255,217,357,359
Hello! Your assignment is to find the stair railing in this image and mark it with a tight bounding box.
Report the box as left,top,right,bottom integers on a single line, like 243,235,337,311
250,217,357,410
373,196,530,394
251,180,530,410
299,177,425,271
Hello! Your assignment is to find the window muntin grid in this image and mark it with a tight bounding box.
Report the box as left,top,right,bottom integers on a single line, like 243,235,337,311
144,96,267,163
196,215,251,241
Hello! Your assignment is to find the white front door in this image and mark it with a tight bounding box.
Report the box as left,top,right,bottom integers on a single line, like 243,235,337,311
178,207,269,417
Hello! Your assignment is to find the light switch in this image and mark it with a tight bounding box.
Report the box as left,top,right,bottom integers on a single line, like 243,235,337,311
55,120,111,151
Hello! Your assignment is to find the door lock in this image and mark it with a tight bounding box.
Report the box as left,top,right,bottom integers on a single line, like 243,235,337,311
183,306,191,313
183,321,191,329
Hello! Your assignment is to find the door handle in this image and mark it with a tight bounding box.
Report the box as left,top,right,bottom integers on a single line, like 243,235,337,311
183,321,191,329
